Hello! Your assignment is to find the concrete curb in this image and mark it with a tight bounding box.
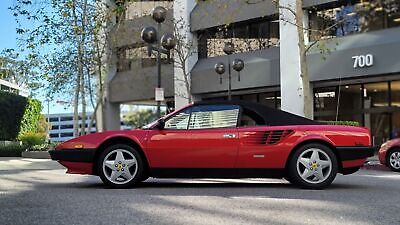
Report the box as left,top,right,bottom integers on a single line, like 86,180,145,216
21,151,50,159
362,164,390,171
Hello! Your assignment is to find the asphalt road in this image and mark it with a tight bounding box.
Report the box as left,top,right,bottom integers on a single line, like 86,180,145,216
0,157,399,225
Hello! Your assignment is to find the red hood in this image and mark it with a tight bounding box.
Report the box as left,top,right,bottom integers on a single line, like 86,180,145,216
56,129,149,150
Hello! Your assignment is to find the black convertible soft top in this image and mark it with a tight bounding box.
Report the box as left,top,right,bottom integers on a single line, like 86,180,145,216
193,100,321,126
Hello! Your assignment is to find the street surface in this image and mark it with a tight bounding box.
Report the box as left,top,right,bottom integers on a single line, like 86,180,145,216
0,157,399,225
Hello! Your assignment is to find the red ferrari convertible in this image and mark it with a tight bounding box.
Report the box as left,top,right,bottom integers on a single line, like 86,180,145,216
49,101,374,189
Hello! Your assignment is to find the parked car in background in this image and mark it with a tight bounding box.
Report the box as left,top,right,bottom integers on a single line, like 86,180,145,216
49,101,375,189
379,138,400,172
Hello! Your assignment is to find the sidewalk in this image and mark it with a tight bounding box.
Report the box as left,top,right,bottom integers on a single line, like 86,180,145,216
0,157,61,171
362,155,389,171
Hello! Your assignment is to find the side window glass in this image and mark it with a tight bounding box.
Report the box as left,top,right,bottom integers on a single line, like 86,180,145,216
189,105,239,129
164,109,190,130
239,109,266,127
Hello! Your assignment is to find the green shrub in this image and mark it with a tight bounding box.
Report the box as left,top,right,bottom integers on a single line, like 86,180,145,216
321,121,360,126
28,143,56,152
0,144,26,157
18,98,42,138
0,91,42,141
19,132,46,147
0,92,27,140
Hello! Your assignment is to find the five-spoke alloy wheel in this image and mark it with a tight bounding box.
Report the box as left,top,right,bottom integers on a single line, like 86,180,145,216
288,143,338,189
98,144,145,188
387,149,400,172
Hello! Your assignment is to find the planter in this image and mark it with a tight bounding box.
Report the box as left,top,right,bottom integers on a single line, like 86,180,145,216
21,151,50,159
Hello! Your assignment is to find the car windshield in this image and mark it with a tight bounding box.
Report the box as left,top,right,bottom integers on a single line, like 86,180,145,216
141,119,159,129
141,105,192,129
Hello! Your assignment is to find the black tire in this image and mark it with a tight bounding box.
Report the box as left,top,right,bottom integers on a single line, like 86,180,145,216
386,148,400,172
287,143,338,189
97,144,145,188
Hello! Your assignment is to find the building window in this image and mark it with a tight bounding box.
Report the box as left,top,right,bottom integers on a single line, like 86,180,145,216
391,81,400,139
314,80,400,145
60,116,73,121
60,124,73,129
204,91,280,109
116,46,171,72
51,125,59,130
315,84,362,123
364,82,389,108
391,81,400,107
259,93,276,108
314,87,338,112
50,133,59,138
393,112,400,138
309,1,400,41
198,18,280,59
49,117,59,122
60,133,74,137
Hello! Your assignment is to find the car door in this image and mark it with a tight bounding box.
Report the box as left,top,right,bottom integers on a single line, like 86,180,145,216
146,104,240,168
185,104,240,168
145,107,192,168
236,110,295,168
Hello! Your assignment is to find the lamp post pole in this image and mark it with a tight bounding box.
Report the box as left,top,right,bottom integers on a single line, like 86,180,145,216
156,22,162,118
215,42,245,100
141,6,176,119
227,55,232,100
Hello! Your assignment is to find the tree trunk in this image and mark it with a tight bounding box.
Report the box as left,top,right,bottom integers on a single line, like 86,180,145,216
295,0,313,119
71,0,81,137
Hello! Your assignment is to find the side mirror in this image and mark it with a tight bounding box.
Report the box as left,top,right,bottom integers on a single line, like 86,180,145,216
156,118,165,129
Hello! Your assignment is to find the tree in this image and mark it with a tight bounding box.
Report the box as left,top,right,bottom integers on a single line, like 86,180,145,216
0,48,41,91
10,0,111,135
122,109,157,129
171,17,198,103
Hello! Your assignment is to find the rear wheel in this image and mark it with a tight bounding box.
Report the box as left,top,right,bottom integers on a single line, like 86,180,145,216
97,144,145,188
386,148,400,172
288,143,338,189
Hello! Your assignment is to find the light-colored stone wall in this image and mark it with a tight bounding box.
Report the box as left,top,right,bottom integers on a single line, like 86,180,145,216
125,1,173,19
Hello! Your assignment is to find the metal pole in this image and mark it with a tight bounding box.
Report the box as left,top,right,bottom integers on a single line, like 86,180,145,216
47,100,50,143
156,22,161,118
228,55,232,100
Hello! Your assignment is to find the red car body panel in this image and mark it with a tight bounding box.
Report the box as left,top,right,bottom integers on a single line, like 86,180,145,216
50,102,374,178
146,128,239,168
59,161,93,174
378,138,400,165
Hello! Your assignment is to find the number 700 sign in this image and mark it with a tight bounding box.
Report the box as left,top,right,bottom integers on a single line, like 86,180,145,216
352,54,374,68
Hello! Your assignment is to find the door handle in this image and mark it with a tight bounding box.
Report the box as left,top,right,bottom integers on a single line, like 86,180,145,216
223,133,236,138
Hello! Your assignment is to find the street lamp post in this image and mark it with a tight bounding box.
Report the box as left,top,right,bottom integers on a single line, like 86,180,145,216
141,6,176,119
214,42,245,100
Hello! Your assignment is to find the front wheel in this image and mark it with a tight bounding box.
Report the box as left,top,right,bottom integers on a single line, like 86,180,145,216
97,144,145,188
386,149,400,172
288,143,338,189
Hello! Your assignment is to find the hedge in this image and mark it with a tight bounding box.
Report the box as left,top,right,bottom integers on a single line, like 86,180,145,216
0,91,42,141
0,143,26,157
321,121,360,126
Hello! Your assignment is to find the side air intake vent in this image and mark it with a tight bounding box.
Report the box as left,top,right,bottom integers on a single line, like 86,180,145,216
242,130,294,145
261,130,294,144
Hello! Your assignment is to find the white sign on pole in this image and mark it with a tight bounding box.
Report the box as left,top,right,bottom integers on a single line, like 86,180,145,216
155,88,164,101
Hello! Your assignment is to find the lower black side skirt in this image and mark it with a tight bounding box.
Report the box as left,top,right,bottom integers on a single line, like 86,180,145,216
150,168,285,179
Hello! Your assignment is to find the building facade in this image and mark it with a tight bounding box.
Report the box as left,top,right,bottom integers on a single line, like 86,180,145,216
0,79,29,97
47,113,97,142
104,0,400,146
